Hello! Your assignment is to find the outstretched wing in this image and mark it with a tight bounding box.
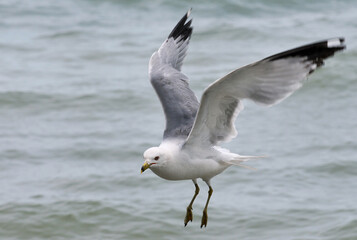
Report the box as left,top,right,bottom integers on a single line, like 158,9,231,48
185,38,345,147
149,9,199,140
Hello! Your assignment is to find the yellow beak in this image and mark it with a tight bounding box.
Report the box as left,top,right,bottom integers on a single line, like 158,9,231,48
141,162,150,173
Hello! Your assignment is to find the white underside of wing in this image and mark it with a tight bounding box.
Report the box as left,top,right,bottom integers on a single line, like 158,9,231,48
185,56,315,147
222,57,313,105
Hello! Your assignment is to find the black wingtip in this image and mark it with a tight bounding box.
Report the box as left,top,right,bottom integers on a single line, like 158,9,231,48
168,9,193,42
264,37,346,68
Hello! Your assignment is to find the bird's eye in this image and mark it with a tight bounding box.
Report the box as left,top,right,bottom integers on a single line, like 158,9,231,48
154,156,159,160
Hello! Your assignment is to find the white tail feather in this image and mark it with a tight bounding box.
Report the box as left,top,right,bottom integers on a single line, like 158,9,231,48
233,155,265,161
227,155,266,170
230,162,257,170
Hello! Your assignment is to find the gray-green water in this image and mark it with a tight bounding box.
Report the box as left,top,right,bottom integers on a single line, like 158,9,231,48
1,0,356,239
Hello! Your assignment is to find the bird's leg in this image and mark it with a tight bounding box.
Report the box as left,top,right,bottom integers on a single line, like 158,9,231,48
200,185,213,228
184,180,200,226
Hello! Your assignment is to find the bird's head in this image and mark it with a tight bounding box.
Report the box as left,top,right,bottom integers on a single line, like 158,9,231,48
141,147,167,173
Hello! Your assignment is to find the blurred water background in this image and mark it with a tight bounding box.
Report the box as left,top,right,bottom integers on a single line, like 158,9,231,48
0,0,356,239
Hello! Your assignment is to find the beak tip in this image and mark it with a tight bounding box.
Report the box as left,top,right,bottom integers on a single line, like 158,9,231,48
141,163,149,174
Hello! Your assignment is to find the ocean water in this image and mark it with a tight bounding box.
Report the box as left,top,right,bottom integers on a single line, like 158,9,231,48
0,0,356,239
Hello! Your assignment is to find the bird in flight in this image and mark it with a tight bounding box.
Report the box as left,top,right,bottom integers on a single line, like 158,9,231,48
140,9,345,228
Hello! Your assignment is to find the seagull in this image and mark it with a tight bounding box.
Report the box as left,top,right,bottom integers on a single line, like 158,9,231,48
140,9,345,228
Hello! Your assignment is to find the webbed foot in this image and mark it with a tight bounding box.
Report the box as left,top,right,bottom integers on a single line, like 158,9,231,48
200,209,208,228
184,207,193,226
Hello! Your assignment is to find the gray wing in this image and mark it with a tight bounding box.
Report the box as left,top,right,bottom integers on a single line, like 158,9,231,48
149,10,199,140
184,38,346,148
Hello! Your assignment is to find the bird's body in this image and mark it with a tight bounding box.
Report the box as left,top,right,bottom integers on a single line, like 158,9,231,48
140,9,345,228
145,141,233,181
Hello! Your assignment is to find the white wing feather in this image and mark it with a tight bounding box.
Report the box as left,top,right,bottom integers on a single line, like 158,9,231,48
184,35,345,148
185,58,310,147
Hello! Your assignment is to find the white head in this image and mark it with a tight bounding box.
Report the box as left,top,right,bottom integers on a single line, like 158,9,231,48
141,147,168,173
